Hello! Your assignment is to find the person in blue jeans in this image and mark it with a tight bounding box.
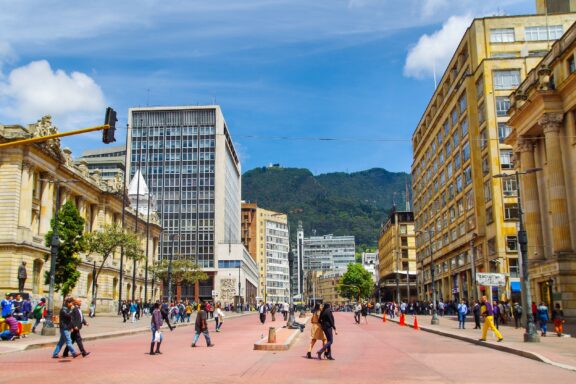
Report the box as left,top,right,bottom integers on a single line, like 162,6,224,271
317,303,337,360
457,299,468,329
537,302,549,336
52,297,79,358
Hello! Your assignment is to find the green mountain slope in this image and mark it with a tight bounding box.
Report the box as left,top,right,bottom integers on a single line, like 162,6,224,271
241,167,410,248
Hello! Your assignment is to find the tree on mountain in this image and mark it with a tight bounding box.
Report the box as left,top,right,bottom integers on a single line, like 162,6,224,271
44,201,86,298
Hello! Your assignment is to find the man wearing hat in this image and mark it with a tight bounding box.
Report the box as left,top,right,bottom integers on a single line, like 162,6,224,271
1,294,13,318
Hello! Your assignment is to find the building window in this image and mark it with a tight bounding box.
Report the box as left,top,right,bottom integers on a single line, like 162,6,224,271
568,55,576,74
500,149,514,169
506,236,518,252
478,103,486,124
490,28,515,43
491,52,518,58
502,177,518,196
451,108,459,126
459,93,467,113
496,96,510,117
461,118,469,137
487,237,496,255
476,76,484,99
464,166,472,185
444,120,450,136
482,157,490,176
498,123,512,143
525,25,563,41
484,181,492,202
462,142,470,162
437,131,443,145
493,70,521,90
456,175,463,193
453,152,461,169
480,129,488,149
452,130,460,147
465,190,474,211
504,203,519,220
509,258,520,278
486,206,494,225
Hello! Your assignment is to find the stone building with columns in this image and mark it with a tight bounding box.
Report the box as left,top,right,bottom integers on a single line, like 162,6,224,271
0,116,162,313
411,9,576,306
507,21,576,318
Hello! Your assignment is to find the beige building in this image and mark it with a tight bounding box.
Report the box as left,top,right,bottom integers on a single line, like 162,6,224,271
507,20,576,317
308,271,347,307
0,116,162,313
411,9,576,304
241,203,289,302
377,209,416,302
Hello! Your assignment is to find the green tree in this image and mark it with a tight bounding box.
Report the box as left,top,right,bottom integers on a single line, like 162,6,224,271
44,200,86,298
151,257,208,301
337,263,373,301
85,224,144,310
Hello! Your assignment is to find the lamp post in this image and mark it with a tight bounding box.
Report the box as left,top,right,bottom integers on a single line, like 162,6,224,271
395,249,400,305
167,234,179,304
416,229,439,325
237,261,242,313
469,233,478,302
494,168,541,342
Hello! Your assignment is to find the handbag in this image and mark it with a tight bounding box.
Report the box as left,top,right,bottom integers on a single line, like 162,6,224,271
154,330,162,343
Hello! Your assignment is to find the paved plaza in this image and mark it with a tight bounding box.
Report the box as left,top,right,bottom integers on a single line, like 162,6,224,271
1,313,575,383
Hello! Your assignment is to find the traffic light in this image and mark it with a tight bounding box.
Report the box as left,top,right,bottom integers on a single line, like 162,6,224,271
103,107,117,144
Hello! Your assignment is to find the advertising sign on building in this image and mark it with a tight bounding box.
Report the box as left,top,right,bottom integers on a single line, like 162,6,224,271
476,273,506,286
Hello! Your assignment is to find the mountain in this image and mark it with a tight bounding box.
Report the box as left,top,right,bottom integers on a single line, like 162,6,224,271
241,167,410,249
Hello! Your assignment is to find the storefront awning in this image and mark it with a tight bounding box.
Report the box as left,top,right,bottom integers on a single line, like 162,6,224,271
510,281,521,292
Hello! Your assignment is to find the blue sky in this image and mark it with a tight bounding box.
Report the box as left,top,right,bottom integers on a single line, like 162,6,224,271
0,0,533,174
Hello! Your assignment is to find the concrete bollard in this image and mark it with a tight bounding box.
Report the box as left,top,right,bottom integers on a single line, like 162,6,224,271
268,327,277,343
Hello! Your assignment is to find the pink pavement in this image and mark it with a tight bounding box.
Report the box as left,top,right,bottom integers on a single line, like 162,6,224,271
0,312,574,384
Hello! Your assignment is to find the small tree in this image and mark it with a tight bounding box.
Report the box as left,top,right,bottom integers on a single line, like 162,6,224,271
151,257,208,302
85,224,144,310
337,263,373,301
44,200,86,298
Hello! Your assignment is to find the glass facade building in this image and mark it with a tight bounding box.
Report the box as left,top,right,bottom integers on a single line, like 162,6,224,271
127,106,241,301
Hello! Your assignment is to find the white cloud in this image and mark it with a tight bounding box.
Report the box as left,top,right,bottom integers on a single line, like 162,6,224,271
403,15,472,79
0,60,106,129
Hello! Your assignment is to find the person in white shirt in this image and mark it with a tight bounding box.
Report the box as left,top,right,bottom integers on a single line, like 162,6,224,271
214,303,225,332
258,300,267,324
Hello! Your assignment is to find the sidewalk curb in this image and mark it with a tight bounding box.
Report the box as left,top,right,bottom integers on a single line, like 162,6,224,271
1,312,255,356
254,316,311,351
370,314,576,372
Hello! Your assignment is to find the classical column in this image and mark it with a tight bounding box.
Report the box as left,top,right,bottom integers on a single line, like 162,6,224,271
39,176,55,235
565,110,576,145
540,113,572,253
517,139,544,260
18,161,34,228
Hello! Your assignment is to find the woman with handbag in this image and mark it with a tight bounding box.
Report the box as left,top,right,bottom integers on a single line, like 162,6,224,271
306,303,326,359
150,302,163,355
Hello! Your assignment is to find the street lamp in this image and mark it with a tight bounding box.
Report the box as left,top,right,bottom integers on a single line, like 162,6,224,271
395,249,400,305
237,261,242,313
493,168,541,342
469,232,478,302
167,234,179,304
416,229,439,325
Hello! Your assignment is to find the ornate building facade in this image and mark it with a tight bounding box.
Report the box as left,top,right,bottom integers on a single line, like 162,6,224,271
0,117,162,313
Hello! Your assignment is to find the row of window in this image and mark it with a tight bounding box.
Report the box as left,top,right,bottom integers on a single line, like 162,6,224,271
490,25,563,43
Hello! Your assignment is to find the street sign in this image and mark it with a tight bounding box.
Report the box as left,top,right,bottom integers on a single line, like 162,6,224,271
476,273,506,286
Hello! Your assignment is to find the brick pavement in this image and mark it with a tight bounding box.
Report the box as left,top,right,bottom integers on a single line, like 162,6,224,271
375,313,576,371
0,309,252,355
1,312,575,383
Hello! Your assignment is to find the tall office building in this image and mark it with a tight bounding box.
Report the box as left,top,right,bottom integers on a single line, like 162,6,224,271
74,145,126,182
241,203,290,303
127,105,244,303
303,233,356,272
411,10,576,304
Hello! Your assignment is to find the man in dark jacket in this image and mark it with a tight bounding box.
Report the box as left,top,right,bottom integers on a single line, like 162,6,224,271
63,299,89,357
191,304,214,347
317,303,337,360
52,297,80,359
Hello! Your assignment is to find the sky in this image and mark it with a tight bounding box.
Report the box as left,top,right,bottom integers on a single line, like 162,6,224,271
0,0,534,175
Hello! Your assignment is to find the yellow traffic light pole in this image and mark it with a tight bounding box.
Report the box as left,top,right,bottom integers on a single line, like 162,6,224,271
0,124,111,149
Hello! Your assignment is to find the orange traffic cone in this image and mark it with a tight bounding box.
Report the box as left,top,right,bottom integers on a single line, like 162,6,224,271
382,313,386,323
399,313,405,326
413,316,419,330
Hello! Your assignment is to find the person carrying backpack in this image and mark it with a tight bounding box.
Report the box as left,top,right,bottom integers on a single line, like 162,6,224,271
31,298,46,333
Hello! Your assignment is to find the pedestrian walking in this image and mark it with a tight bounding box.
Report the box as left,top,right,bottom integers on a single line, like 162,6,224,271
457,299,468,329
52,297,80,359
31,298,46,333
492,300,500,329
270,303,277,321
130,301,137,322
191,304,214,347
185,302,192,323
354,302,361,324
306,303,326,359
89,300,96,318
121,300,129,322
360,302,368,324
150,302,163,355
258,300,267,324
512,302,522,329
316,303,337,360
63,299,90,358
479,296,503,343
552,303,565,337
537,302,549,336
160,302,175,331
472,300,481,329
214,303,224,332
